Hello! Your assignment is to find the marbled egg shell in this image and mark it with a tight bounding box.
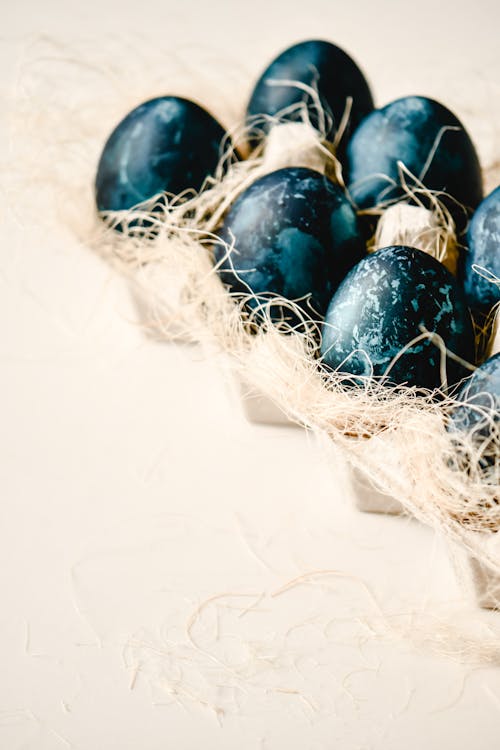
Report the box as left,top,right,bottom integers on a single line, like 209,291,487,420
214,167,365,323
96,96,230,212
246,40,374,148
449,352,500,470
347,97,483,224
464,185,500,312
321,245,475,390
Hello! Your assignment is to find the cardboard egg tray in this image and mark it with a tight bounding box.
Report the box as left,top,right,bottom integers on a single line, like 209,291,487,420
129,270,191,343
130,282,176,341
233,375,299,428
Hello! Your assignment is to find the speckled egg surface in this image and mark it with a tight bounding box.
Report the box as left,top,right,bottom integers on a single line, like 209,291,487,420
95,96,229,212
449,352,500,469
464,185,500,312
347,96,483,223
320,245,475,390
246,40,374,149
214,167,365,323
450,352,500,433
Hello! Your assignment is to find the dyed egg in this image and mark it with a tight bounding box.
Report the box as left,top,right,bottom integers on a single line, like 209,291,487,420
96,96,230,212
246,40,374,149
214,167,365,323
320,245,475,390
464,185,500,312
347,97,483,225
449,352,500,470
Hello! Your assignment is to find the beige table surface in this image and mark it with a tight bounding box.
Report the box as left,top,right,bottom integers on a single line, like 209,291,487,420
1,1,500,748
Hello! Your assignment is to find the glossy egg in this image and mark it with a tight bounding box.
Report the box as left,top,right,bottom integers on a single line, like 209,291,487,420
96,96,230,212
320,245,475,390
246,40,374,150
449,352,500,470
464,185,500,312
214,167,365,323
347,96,483,226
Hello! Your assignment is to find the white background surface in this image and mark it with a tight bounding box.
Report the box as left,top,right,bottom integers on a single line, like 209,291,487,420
2,2,500,748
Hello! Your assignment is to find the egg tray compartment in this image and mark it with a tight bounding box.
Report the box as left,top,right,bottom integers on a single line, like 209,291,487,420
233,375,300,428
128,258,195,343
94,56,498,613
130,280,187,342
450,534,500,611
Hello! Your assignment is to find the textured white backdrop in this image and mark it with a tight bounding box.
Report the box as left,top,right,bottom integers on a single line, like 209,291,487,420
1,2,500,749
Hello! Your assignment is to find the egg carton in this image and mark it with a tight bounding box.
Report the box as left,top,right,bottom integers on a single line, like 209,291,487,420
347,464,405,515
129,261,193,343
233,375,297,427
448,533,500,610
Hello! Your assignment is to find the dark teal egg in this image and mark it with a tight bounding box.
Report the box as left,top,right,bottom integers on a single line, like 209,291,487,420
448,353,500,471
95,96,230,213
320,245,475,391
246,40,374,155
347,97,483,228
464,186,500,313
214,167,365,324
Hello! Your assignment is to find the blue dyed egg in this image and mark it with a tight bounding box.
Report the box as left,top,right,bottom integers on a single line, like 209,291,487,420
214,167,365,323
246,40,374,150
96,96,230,212
449,353,500,470
321,245,475,390
464,186,500,313
347,97,483,225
